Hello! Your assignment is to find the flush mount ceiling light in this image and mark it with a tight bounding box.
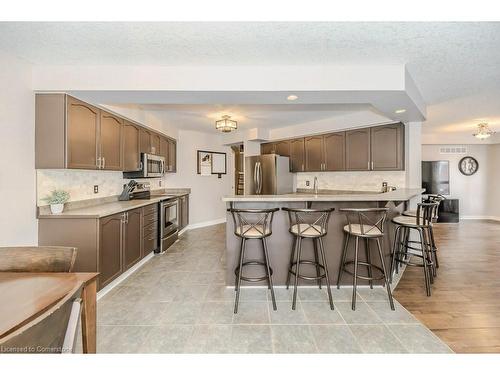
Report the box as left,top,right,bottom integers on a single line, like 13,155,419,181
287,95,298,101
215,115,237,133
473,122,495,140
394,109,406,114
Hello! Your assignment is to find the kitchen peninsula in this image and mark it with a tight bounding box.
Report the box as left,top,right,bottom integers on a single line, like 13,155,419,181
223,188,424,287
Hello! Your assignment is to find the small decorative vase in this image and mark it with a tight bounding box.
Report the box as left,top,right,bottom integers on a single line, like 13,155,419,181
50,203,64,214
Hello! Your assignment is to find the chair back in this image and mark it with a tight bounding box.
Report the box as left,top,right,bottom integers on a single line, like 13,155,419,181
282,207,335,237
424,194,445,220
415,202,440,226
0,246,77,272
0,286,82,354
228,208,279,238
340,208,389,235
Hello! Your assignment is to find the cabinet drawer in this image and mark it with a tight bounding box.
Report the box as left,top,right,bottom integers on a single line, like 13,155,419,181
143,212,158,227
143,222,157,238
142,204,158,216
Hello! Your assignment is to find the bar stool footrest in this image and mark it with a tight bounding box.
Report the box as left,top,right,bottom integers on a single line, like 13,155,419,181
288,260,327,281
342,260,386,281
235,260,273,283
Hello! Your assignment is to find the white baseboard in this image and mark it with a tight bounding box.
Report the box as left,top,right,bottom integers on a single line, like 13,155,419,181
460,215,500,221
97,252,154,300
185,217,226,230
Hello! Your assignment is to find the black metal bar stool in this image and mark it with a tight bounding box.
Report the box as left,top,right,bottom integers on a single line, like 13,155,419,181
228,207,279,314
402,194,445,273
337,208,395,311
282,207,335,310
390,202,439,297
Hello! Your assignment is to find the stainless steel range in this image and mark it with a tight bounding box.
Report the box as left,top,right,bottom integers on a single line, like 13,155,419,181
158,197,179,253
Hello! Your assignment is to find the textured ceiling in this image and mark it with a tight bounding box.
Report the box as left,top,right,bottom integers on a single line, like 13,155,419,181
1,22,499,141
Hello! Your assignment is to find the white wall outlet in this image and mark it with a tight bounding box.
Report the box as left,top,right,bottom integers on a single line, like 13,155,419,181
93,185,99,194
305,180,310,186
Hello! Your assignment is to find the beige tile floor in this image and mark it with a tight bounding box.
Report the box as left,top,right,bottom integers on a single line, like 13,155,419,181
95,224,453,354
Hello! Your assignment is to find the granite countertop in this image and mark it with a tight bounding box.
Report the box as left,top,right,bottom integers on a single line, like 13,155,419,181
38,189,191,219
222,188,425,202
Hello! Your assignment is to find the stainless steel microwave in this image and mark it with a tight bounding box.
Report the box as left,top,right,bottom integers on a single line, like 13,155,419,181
123,153,165,178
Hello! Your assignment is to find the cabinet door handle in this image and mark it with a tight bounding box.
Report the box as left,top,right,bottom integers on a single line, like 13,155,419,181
367,161,370,170
102,157,105,169
96,157,101,169
371,161,374,170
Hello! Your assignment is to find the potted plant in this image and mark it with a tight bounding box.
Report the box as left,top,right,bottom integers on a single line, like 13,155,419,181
42,190,70,214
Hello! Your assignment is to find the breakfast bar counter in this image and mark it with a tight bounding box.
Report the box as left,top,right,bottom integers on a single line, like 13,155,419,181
222,188,424,287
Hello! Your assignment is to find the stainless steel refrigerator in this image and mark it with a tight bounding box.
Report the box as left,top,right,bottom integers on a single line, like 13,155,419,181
245,155,293,195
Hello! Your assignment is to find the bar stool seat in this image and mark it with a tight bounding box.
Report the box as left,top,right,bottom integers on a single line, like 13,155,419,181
343,224,382,237
392,215,430,228
290,224,326,237
235,224,271,238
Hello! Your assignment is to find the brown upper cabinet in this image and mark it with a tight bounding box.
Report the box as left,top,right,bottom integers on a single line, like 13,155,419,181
35,93,177,172
99,111,124,170
324,132,346,171
66,96,100,169
305,135,324,172
139,128,152,155
274,140,290,157
260,143,275,155
260,140,290,157
304,133,346,172
345,128,371,171
260,123,404,173
290,138,305,172
370,124,404,170
151,133,161,155
167,139,177,172
123,121,141,172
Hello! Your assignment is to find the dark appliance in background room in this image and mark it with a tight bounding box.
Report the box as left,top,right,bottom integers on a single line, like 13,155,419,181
421,160,459,222
159,198,179,253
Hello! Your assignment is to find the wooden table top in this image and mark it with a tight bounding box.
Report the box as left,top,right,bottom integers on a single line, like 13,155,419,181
0,272,98,338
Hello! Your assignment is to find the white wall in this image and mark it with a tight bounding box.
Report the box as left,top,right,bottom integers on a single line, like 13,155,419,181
165,130,234,226
486,144,500,219
421,144,491,218
0,53,37,246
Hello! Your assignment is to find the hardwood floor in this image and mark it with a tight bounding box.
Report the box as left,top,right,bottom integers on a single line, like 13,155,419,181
394,220,500,353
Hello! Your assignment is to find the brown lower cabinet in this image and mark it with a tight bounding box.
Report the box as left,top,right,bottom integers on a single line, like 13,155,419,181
123,208,143,271
38,205,158,290
99,213,123,288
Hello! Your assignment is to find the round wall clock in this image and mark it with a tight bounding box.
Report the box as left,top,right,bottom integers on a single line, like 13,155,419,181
459,156,479,176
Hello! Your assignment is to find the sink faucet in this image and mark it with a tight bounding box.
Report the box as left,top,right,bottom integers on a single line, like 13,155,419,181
313,176,319,194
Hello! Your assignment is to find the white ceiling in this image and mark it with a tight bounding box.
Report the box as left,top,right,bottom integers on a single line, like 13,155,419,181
1,22,499,142
134,103,378,133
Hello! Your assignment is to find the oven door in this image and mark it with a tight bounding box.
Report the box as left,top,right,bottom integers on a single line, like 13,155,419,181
160,199,179,237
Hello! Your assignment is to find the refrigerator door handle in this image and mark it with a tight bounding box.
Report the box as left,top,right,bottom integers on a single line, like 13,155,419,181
254,162,259,194
256,162,263,194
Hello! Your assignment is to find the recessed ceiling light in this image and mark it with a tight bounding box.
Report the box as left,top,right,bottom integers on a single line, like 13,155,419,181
287,95,298,101
395,109,406,114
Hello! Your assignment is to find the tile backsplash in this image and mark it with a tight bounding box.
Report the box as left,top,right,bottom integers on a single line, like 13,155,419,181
36,169,165,206
295,171,406,192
